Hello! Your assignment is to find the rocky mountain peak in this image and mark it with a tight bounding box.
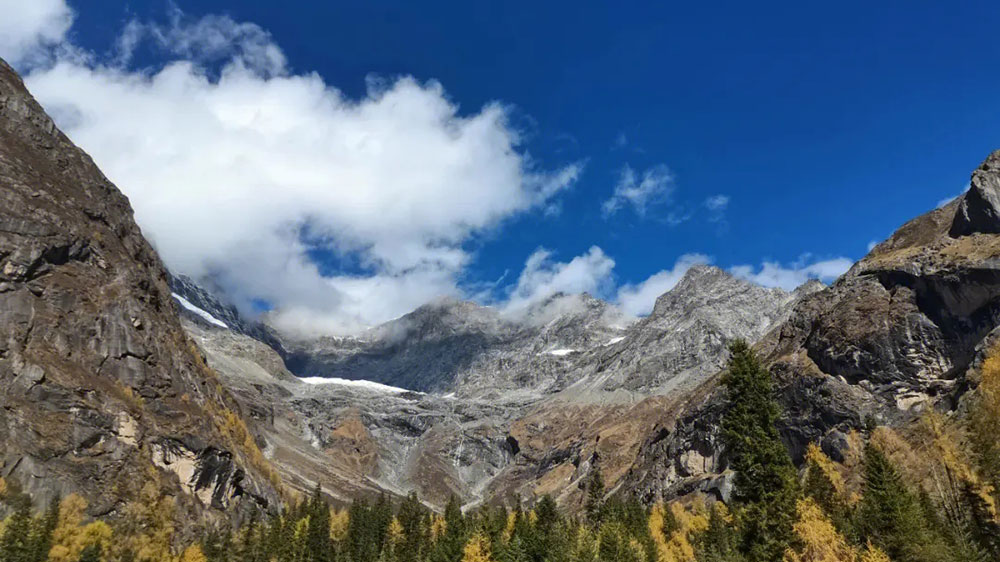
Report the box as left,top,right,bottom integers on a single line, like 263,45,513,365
650,264,787,320
951,148,1000,237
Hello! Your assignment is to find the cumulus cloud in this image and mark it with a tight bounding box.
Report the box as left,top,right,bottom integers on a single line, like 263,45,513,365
20,8,581,335
615,253,712,316
502,247,616,316
602,164,675,218
0,0,73,66
729,256,853,290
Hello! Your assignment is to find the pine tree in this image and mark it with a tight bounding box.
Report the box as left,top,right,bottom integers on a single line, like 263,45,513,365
0,488,35,562
306,484,332,562
855,444,929,560
697,503,738,562
719,340,798,561
586,472,606,527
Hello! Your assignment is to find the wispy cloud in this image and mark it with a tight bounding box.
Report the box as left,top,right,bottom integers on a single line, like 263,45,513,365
602,164,676,219
729,256,853,291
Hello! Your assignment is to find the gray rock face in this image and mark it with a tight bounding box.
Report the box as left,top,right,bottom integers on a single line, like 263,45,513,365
283,293,630,396
951,149,1000,236
169,273,286,354
628,150,1000,503
557,265,813,397
178,265,818,509
0,57,280,519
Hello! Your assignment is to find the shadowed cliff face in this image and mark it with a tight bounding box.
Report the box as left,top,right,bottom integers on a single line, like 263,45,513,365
0,58,281,520
626,150,1000,503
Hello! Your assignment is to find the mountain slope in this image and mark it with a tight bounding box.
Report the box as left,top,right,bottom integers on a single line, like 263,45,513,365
174,265,814,509
626,149,1000,502
0,58,281,519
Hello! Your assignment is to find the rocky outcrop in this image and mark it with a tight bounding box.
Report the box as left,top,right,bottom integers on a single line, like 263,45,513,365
628,150,1000,502
951,150,1000,236
0,57,281,520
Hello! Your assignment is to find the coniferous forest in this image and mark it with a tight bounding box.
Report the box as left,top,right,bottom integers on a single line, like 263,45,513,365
5,341,1000,562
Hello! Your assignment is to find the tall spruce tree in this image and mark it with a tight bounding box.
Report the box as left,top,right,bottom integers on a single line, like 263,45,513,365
719,340,798,561
585,472,606,526
856,444,934,561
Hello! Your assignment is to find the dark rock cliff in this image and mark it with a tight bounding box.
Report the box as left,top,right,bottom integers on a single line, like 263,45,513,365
0,58,281,520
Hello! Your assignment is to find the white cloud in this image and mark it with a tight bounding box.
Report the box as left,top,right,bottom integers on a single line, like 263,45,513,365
503,247,615,316
21,9,581,335
615,253,712,316
0,0,73,66
602,164,674,218
729,256,853,290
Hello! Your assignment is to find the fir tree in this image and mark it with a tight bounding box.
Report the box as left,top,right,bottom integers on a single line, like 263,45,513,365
855,444,929,560
0,489,35,562
586,472,606,527
719,340,798,561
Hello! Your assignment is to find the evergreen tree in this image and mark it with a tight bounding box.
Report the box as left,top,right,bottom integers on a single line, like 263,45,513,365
306,484,332,562
697,503,739,562
719,340,798,561
0,489,35,562
586,472,606,526
855,444,930,560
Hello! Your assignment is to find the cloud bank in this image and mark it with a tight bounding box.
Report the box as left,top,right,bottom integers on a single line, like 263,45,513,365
12,4,582,334
1,1,855,331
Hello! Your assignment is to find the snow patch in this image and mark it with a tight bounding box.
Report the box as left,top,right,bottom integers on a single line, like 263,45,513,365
299,376,416,394
543,348,576,357
604,336,626,345
171,293,228,328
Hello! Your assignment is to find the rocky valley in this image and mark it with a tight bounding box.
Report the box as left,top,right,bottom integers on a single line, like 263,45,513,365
4,47,1000,537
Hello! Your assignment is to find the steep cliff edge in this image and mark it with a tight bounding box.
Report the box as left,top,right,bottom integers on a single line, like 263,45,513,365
0,58,282,519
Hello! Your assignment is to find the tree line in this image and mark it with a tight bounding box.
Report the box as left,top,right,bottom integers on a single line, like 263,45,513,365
4,340,1000,562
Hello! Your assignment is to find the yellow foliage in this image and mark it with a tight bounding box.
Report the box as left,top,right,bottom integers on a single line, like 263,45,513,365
0,477,6,499
114,482,176,562
461,532,493,562
387,517,405,546
858,542,891,562
502,511,516,543
430,514,447,542
208,406,283,493
179,544,208,562
783,498,857,562
648,501,708,562
804,443,845,495
47,494,113,562
330,509,350,542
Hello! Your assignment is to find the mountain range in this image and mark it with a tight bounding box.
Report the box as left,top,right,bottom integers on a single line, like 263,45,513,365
4,52,1000,526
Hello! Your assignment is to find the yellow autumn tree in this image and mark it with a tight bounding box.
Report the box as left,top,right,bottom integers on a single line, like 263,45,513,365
330,508,350,542
648,501,709,562
179,544,208,562
783,498,857,562
430,514,447,543
114,482,176,562
461,531,493,562
47,494,112,562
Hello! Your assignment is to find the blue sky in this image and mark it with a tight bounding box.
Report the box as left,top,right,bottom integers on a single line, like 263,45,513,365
3,0,999,333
